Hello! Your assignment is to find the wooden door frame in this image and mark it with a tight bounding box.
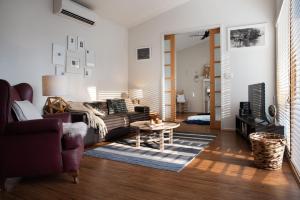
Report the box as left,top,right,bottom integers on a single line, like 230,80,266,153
164,34,176,121
161,25,224,125
209,28,221,130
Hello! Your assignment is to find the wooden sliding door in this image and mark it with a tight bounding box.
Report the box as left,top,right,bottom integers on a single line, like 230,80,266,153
164,34,176,121
209,28,221,129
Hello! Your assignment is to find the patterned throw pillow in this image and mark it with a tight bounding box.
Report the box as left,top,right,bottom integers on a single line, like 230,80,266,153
106,100,115,114
107,99,128,113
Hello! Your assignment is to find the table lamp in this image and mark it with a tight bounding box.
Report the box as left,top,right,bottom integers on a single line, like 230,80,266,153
42,75,69,114
129,89,143,104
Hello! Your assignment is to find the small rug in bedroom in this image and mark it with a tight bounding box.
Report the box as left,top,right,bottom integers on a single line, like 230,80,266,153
84,132,216,172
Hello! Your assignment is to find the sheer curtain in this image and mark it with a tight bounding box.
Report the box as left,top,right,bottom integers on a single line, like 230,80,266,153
276,0,291,152
290,0,300,177
276,0,300,177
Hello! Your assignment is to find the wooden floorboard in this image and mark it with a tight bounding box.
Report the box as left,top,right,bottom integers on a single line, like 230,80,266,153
1,122,300,200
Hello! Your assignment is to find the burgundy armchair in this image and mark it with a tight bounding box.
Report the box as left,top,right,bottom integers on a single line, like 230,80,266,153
0,80,83,191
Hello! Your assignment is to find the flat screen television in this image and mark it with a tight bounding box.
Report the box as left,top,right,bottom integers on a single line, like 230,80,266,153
248,83,268,122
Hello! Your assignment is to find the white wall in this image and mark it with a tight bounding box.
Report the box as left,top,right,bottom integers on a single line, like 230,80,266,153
128,0,276,129
276,0,284,17
0,0,128,111
176,41,209,112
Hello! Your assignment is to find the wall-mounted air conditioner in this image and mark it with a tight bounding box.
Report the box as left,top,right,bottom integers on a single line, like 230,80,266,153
53,0,97,25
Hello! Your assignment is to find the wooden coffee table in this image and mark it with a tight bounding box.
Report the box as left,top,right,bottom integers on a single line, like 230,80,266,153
130,121,180,151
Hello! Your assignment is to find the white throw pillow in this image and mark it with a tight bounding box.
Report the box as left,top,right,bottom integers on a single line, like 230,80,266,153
124,98,134,112
177,94,186,103
12,100,42,121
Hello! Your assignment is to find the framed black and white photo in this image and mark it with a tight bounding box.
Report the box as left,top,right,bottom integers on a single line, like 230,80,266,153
52,44,66,65
137,47,151,60
67,35,76,51
55,65,65,75
84,68,92,78
228,23,266,50
86,49,95,67
66,51,82,74
77,37,85,51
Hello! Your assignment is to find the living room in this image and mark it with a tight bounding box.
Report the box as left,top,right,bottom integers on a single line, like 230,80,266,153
0,0,299,199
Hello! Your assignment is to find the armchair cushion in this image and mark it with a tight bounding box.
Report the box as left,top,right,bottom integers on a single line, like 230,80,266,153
12,100,42,121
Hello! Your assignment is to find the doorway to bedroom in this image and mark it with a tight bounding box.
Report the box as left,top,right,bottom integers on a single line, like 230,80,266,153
162,27,221,130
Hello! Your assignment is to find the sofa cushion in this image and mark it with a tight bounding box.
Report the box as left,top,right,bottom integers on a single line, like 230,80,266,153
84,102,108,116
106,100,115,114
127,112,149,123
102,113,129,131
107,99,128,114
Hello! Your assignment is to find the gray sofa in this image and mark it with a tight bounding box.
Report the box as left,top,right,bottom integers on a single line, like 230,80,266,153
70,100,150,146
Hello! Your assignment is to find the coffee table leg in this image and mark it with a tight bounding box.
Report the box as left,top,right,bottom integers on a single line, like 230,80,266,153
159,130,164,151
169,129,173,144
136,128,140,148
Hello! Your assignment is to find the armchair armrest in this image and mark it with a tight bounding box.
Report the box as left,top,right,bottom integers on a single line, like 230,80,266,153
134,106,150,114
62,134,83,150
5,119,62,135
43,112,71,123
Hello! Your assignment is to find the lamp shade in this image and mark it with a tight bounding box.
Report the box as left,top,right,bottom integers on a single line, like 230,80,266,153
42,75,67,96
129,89,143,99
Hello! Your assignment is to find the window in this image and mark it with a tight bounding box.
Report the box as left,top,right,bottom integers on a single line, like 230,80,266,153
290,0,300,177
276,0,300,177
276,0,291,152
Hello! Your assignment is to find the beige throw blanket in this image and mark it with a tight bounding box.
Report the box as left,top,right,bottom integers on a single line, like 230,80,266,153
67,101,108,138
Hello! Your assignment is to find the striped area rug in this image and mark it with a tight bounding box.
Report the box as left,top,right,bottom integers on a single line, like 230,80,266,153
84,132,216,172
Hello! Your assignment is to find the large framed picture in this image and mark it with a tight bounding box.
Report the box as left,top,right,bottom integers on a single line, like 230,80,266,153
137,47,151,60
228,23,266,50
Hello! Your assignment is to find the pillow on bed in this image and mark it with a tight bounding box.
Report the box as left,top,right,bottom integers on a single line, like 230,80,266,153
187,115,210,122
12,100,42,121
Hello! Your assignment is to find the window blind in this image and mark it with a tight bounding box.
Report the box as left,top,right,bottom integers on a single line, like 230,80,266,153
276,0,291,152
290,0,300,176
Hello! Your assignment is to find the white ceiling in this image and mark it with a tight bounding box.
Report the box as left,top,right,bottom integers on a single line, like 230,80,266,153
76,0,191,28
176,30,209,51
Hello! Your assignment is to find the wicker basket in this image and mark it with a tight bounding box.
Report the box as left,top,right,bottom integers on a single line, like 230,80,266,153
249,132,286,170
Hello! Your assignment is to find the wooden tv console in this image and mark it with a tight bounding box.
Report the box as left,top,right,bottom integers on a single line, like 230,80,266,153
236,115,284,141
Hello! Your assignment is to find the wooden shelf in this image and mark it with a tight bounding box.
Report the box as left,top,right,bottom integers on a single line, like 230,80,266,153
164,51,171,53
214,46,221,48
215,76,221,78
214,61,221,64
165,64,171,67
215,91,221,93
